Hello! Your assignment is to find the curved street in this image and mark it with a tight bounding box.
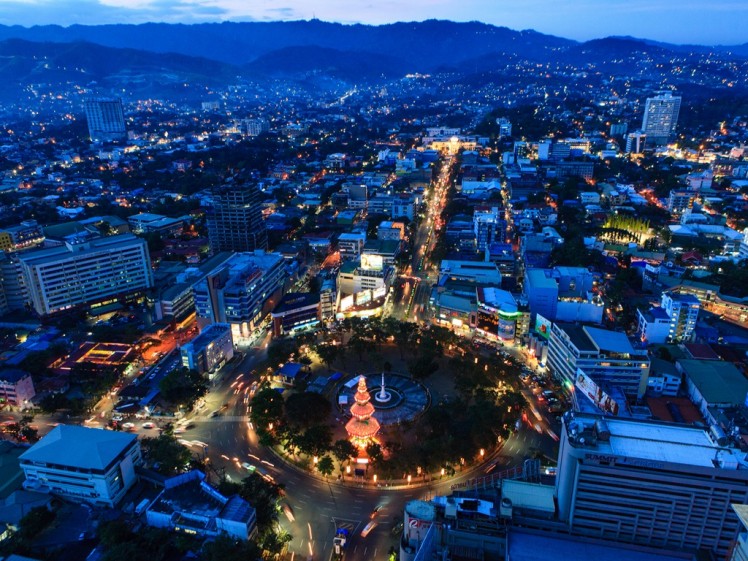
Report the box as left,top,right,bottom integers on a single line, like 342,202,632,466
183,344,557,561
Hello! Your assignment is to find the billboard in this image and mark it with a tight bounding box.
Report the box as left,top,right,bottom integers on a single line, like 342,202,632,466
575,369,620,416
356,290,372,306
373,286,387,300
339,295,354,312
498,317,516,340
477,309,499,335
535,314,552,340
361,253,383,271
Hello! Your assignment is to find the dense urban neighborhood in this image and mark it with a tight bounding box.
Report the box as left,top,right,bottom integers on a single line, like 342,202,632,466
0,16,747,561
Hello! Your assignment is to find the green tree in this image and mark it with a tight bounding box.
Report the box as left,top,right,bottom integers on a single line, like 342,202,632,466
331,439,357,465
250,388,285,430
219,472,285,535
159,367,208,409
284,391,331,429
200,535,262,561
317,455,334,478
365,442,384,464
314,342,339,369
17,506,55,541
140,433,192,475
297,424,333,457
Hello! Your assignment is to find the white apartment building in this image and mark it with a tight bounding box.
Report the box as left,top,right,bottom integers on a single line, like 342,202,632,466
547,323,650,398
661,291,700,342
338,232,366,261
20,425,142,508
0,369,35,407
18,234,153,316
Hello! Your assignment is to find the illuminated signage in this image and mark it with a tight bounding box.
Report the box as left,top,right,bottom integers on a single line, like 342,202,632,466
535,314,551,340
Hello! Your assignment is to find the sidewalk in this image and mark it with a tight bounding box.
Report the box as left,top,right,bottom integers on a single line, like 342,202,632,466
266,443,481,492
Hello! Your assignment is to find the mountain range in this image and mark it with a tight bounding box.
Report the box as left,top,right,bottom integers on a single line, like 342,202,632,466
0,20,746,101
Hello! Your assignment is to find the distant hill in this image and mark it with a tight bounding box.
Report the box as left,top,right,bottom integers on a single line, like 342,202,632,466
244,46,409,81
0,20,576,67
0,38,235,98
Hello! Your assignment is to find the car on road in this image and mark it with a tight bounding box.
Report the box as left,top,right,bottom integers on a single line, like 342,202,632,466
142,422,155,429
241,462,256,471
282,504,295,522
360,521,377,537
370,505,382,519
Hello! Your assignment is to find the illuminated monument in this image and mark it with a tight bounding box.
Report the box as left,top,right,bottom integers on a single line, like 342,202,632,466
345,376,381,448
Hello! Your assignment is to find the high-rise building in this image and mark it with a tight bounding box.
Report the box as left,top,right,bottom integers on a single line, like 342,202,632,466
661,291,700,342
207,184,267,254
556,412,748,558
642,91,681,144
18,234,153,316
193,251,286,339
473,207,504,252
84,98,127,142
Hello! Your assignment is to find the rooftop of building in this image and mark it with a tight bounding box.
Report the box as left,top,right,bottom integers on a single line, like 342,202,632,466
363,239,400,254
664,292,700,304
678,359,748,405
555,324,598,352
476,287,517,313
507,528,697,561
19,425,136,471
645,307,671,320
0,441,26,500
0,369,31,383
585,326,636,355
525,268,557,289
183,323,232,353
338,232,366,241
17,233,145,267
565,412,745,470
128,212,166,223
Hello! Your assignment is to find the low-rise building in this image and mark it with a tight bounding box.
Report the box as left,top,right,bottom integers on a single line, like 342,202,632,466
19,425,141,507
636,306,671,345
678,359,748,423
128,213,184,236
146,470,257,540
180,323,234,375
337,232,366,261
271,292,321,336
0,370,35,408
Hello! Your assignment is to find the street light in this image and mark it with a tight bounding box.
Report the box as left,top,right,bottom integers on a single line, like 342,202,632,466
407,475,412,485
480,449,485,458
313,456,319,465
373,474,377,484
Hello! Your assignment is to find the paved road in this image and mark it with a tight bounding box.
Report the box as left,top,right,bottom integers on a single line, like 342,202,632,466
181,343,556,561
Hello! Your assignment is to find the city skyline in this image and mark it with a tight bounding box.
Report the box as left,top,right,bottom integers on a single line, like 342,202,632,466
0,0,745,46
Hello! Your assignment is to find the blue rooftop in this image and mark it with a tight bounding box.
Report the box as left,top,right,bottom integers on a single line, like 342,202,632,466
278,363,302,378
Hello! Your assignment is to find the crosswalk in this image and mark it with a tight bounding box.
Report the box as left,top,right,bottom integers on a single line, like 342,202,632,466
331,516,362,535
